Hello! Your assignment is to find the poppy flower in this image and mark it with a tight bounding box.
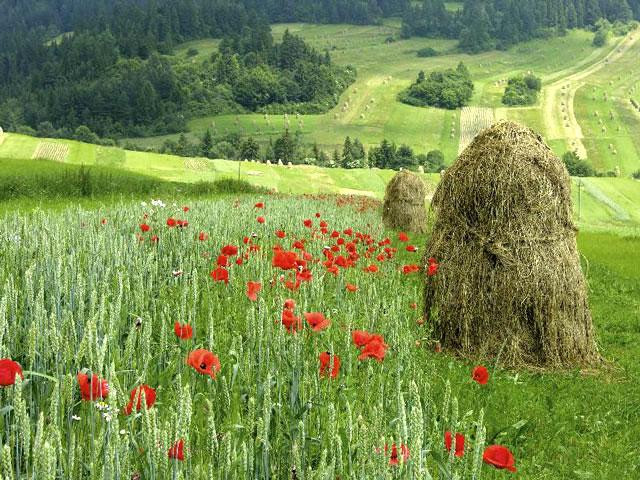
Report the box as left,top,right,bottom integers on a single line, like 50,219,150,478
198,232,209,241
101,218,107,225
320,220,328,228
150,235,159,243
410,302,417,309
330,230,340,238
0,359,23,386
406,245,418,252
276,230,286,239
483,445,517,472
216,255,229,267
472,365,489,385
140,223,151,233
326,265,339,276
398,232,409,242
445,431,465,457
235,257,244,266
343,228,353,236
243,236,250,244
247,281,262,301
296,269,312,283
167,218,177,228
285,279,301,291
386,443,410,466
174,321,193,340
304,312,331,332
303,219,313,228
357,339,388,361
168,439,185,461
210,267,229,284
187,349,221,379
319,352,341,379
427,260,439,277
272,249,299,270
351,330,385,348
376,253,386,262
255,202,264,209
284,299,296,310
257,216,265,224
281,309,302,333
403,264,420,275
77,372,109,401
124,385,157,415
221,245,238,256
345,283,358,292
315,212,321,218
364,264,378,273
176,219,188,228
182,206,189,212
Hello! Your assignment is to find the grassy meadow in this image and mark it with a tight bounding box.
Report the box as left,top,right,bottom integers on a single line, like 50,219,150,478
0,193,638,479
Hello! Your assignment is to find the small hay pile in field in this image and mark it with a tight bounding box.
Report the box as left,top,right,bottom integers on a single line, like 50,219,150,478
382,170,427,233
423,121,599,368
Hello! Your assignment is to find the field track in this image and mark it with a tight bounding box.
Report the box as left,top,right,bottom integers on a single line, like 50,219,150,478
458,107,495,153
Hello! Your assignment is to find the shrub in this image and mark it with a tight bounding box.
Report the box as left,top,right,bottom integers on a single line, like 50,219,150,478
399,62,474,109
563,151,595,177
502,74,541,106
424,149,445,172
417,47,439,57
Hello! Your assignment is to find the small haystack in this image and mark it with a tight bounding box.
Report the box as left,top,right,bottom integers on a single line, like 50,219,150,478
423,121,599,368
382,170,427,233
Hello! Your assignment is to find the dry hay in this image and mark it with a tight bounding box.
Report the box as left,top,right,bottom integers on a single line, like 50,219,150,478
184,157,208,171
382,170,428,233
32,142,69,162
423,121,599,368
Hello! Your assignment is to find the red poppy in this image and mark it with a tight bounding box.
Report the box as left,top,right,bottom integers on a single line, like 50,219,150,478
243,236,250,244
210,267,229,284
167,218,177,228
255,202,265,209
292,240,305,250
235,257,244,266
427,259,439,277
410,302,417,309
296,269,312,283
281,309,302,333
168,439,185,461
358,339,388,361
187,349,221,379
303,219,313,228
140,223,151,233
0,359,23,386
351,330,386,348
376,253,386,262
330,230,340,238
272,249,299,270
343,228,353,236
398,232,409,242
445,431,465,457
285,279,301,291
150,235,159,243
216,255,229,267
483,445,517,472
77,372,109,401
221,245,238,256
406,245,418,252
345,283,358,292
124,384,157,415
326,265,339,276
101,218,107,225
320,220,328,228
315,212,321,218
276,230,286,239
247,281,262,301
182,206,189,212
386,443,410,466
198,232,209,241
284,299,296,310
319,352,341,379
174,321,193,340
176,219,188,228
364,264,378,273
257,216,265,224
472,365,489,385
304,312,331,332
403,264,420,275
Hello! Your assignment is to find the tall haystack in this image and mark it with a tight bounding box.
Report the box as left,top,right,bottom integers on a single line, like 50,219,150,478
423,121,599,368
383,170,427,233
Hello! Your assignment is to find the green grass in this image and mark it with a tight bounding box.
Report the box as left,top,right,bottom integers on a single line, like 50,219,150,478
126,26,621,168
0,195,638,478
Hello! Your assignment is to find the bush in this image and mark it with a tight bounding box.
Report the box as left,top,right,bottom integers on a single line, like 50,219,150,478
186,47,199,57
502,74,541,106
424,149,445,172
417,47,439,57
631,169,640,179
400,62,474,109
563,151,595,177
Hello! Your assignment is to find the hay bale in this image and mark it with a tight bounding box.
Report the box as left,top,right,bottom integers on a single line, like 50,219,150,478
423,121,599,368
382,170,428,233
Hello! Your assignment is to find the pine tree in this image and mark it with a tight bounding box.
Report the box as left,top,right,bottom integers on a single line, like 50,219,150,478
201,129,213,157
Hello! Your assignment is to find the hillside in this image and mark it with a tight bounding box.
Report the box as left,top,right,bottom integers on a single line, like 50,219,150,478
2,131,639,234
124,23,640,177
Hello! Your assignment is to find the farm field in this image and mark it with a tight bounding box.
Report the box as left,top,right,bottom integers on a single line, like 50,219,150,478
0,195,638,479
123,24,640,174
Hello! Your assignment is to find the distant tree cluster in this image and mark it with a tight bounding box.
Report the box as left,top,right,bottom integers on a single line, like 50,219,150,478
151,128,446,172
502,74,542,106
399,63,474,109
562,150,622,177
402,0,639,53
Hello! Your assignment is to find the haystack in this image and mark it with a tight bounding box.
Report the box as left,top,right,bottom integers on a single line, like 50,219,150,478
423,121,599,368
382,170,427,233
